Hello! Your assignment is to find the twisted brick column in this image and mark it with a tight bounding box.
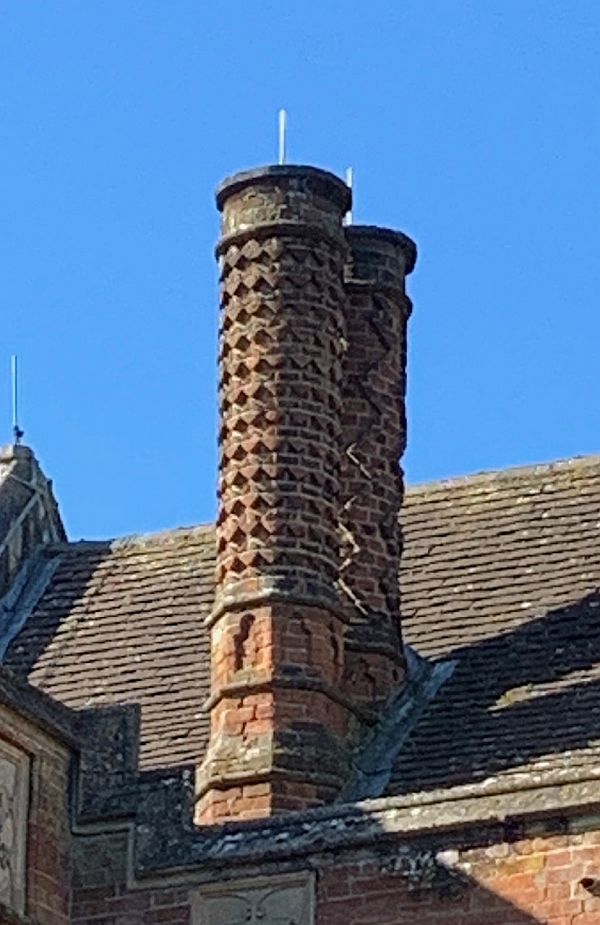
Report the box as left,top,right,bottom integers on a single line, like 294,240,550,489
340,226,417,708
197,167,362,823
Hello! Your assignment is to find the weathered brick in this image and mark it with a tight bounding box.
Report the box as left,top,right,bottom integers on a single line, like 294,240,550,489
197,166,359,822
339,227,415,708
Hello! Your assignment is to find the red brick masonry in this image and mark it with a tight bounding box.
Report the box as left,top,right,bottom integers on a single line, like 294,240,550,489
69,827,600,925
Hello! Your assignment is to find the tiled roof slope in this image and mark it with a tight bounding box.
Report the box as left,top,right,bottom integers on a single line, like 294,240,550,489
3,527,214,770
392,455,600,796
3,455,600,795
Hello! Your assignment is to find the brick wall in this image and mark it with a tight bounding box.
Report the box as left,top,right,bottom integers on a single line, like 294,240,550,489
72,832,190,925
0,702,71,925
318,830,600,925
67,824,600,924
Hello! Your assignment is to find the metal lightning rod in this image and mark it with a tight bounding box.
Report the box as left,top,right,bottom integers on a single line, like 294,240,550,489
278,109,288,165
11,355,24,445
344,167,354,225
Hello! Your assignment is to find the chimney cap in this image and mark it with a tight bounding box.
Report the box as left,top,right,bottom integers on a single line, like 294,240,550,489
216,164,351,213
346,224,417,275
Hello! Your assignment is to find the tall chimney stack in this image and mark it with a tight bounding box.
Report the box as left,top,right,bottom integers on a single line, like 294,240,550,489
340,227,416,707
197,167,359,823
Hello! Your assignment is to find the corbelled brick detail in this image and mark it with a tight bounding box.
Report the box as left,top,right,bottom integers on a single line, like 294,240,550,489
197,166,359,823
339,227,416,707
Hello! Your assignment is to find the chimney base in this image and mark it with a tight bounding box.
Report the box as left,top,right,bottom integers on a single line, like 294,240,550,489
196,602,369,824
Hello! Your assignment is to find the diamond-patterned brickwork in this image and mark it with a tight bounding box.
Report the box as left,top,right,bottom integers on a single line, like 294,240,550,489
216,232,346,606
198,167,355,823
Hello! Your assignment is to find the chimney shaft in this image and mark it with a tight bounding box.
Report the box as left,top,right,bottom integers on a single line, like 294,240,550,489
340,227,416,707
197,167,359,823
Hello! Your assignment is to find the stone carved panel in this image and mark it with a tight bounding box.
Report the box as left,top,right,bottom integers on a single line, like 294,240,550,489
0,739,29,915
192,872,314,925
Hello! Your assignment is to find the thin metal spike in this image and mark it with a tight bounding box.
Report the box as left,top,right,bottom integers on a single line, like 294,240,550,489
344,167,354,225
278,109,287,165
11,355,23,445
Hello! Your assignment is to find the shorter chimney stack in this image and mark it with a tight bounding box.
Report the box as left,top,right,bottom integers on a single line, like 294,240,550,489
340,227,416,708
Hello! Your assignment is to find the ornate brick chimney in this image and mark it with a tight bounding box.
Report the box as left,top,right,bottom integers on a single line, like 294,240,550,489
196,168,417,825
339,227,416,708
196,166,360,823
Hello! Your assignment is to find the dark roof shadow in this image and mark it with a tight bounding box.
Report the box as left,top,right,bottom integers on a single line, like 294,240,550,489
2,539,212,772
3,543,113,681
392,589,600,792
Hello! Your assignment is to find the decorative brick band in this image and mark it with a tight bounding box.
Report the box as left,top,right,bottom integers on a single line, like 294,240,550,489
207,587,350,629
216,220,347,257
202,671,375,724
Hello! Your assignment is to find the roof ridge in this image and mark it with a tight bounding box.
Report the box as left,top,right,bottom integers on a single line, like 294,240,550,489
405,453,600,497
49,523,214,552
109,523,214,549
45,453,600,548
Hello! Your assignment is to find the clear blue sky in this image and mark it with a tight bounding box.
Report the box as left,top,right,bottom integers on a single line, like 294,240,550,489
2,1,598,539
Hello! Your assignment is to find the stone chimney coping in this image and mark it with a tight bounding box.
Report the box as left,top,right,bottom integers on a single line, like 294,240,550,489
216,164,351,213
346,224,418,274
